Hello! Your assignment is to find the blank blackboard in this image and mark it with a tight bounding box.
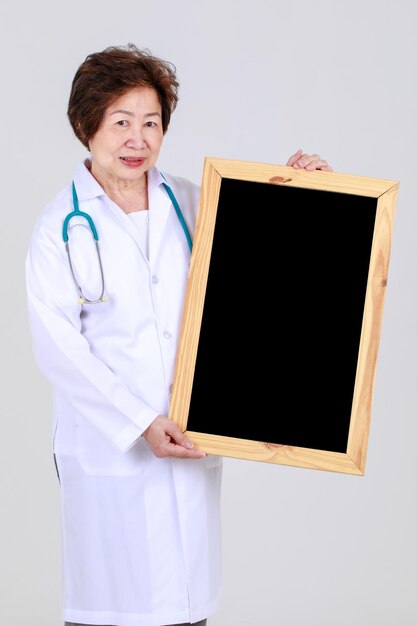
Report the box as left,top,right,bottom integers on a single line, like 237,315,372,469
169,158,398,475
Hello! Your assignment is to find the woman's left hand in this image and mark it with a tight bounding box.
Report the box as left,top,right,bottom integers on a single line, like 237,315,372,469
286,148,333,172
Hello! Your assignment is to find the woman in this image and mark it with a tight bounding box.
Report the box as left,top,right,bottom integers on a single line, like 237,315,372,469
25,44,332,626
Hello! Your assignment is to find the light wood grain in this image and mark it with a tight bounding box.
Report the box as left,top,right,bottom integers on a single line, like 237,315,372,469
169,162,222,431
205,157,398,198
347,184,398,472
186,432,364,475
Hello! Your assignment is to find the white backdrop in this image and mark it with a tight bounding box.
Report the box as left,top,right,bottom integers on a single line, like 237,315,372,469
1,1,416,625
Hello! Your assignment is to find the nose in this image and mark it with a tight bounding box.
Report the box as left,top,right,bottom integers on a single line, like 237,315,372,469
125,126,146,150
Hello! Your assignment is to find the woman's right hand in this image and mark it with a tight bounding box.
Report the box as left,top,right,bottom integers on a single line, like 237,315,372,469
142,415,206,459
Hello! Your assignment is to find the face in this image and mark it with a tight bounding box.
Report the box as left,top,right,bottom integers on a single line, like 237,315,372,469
88,86,164,186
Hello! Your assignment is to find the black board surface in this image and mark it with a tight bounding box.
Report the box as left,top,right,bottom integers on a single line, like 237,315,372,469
186,178,377,453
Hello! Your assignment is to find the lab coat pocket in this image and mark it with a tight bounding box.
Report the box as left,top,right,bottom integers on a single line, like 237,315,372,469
76,419,151,477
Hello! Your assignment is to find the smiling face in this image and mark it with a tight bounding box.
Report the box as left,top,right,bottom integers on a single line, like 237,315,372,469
88,86,164,188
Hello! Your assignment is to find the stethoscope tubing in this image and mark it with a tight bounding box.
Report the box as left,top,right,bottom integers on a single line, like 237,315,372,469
64,176,192,304
161,178,193,253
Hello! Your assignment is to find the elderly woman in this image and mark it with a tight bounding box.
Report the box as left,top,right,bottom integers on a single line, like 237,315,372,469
25,44,332,626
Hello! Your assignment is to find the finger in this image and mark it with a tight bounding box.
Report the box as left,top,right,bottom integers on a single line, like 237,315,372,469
319,162,333,172
305,158,323,170
286,148,302,167
150,430,206,458
293,153,321,169
163,426,206,456
169,427,195,450
305,159,333,171
166,441,207,459
165,423,207,457
164,420,192,446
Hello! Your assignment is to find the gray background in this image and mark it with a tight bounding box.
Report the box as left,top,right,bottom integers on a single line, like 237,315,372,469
1,1,416,624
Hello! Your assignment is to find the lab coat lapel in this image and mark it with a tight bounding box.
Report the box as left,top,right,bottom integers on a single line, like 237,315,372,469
73,161,172,264
73,161,150,262
148,183,171,265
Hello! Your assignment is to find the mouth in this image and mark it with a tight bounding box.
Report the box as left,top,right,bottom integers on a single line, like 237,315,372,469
119,156,145,168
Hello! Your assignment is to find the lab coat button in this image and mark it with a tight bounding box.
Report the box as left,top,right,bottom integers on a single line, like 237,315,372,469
163,330,172,339
151,275,159,284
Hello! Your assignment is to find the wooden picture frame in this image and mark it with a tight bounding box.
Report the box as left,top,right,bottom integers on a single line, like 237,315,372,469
169,157,398,475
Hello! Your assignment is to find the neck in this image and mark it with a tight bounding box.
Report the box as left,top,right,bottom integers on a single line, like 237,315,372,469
105,179,149,214
89,162,149,214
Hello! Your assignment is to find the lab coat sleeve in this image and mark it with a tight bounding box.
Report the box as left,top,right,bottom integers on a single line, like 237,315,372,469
25,221,159,452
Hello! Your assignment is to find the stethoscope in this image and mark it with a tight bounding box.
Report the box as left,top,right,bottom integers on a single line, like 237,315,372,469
62,176,193,305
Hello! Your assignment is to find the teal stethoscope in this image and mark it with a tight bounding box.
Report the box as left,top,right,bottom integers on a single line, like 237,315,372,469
63,177,193,304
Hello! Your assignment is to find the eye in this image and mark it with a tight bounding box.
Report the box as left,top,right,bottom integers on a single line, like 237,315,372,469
117,120,129,127
145,120,157,128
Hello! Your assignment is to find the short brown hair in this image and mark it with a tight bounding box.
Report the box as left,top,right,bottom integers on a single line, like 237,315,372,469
67,44,179,149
